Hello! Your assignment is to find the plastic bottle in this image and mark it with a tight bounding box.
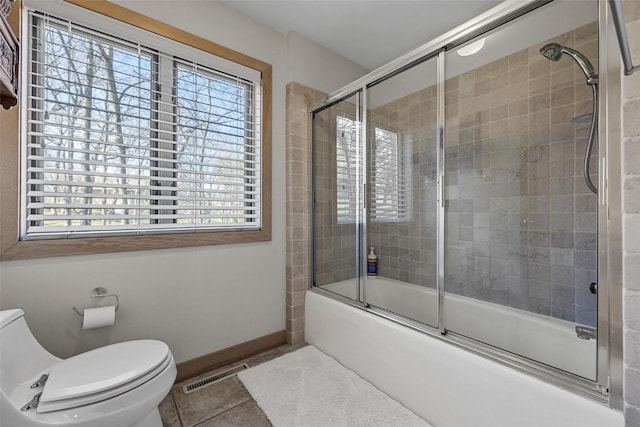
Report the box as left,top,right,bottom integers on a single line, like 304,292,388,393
367,246,378,277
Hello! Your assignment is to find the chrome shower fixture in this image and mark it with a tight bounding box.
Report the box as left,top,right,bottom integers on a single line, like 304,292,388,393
539,42,598,194
539,43,598,85
539,42,563,61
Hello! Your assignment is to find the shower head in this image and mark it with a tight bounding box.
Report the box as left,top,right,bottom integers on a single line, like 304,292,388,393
539,43,597,84
540,43,563,61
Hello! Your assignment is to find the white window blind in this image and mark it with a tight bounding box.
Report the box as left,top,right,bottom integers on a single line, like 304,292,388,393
336,114,360,223
371,127,411,221
24,11,261,239
336,116,410,223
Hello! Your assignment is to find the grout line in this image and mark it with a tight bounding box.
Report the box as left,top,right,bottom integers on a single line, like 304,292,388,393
189,396,253,427
168,345,299,427
172,389,187,427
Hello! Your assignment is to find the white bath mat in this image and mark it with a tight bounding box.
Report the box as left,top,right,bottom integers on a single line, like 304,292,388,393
238,345,432,427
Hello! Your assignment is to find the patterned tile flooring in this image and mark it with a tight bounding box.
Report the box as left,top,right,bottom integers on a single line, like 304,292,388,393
160,344,304,427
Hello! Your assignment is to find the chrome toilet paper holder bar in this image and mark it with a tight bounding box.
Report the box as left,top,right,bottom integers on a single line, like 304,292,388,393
72,287,120,317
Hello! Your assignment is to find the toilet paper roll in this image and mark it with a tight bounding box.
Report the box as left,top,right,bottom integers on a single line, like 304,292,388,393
82,306,116,330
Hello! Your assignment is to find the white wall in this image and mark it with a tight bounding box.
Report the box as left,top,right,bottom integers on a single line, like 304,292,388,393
0,0,287,364
286,31,369,95
0,245,285,363
0,0,366,364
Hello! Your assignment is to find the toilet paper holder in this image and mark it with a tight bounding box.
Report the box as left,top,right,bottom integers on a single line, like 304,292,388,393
72,287,120,317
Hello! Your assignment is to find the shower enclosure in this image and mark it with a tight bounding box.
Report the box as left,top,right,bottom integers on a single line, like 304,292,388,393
311,0,616,395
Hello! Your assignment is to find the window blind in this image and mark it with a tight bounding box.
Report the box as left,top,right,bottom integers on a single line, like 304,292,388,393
336,114,360,223
24,11,261,238
371,127,411,221
335,116,410,223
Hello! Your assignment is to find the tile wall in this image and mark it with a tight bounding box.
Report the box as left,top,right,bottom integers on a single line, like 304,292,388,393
365,23,599,326
444,23,599,325
367,84,439,287
312,99,359,287
622,1,640,424
285,82,325,345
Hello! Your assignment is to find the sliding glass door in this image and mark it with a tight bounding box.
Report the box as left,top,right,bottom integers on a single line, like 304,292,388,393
311,0,601,384
312,92,363,302
364,57,440,328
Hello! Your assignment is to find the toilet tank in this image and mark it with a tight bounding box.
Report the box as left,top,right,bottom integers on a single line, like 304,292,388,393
0,309,61,391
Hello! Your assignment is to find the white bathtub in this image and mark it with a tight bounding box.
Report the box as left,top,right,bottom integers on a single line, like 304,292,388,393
306,287,623,427
322,277,596,379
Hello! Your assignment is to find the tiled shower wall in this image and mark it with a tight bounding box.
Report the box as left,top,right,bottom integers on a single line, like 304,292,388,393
622,1,640,424
367,86,439,287
366,22,599,326
285,82,325,345
444,23,599,326
312,101,359,286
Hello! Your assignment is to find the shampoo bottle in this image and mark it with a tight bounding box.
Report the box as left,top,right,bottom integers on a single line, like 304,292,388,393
367,246,378,277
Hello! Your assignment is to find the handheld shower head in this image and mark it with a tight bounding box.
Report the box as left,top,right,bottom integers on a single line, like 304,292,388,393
540,42,599,194
540,43,563,61
539,43,597,84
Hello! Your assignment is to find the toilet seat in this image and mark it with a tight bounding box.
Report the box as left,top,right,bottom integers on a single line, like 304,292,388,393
37,340,171,413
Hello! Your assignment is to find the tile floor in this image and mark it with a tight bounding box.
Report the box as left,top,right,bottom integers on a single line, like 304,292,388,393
160,344,305,427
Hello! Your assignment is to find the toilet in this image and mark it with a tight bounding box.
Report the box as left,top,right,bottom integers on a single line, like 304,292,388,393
0,309,176,427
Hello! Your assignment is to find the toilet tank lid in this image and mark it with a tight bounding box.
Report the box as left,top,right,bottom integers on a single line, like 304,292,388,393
0,309,24,329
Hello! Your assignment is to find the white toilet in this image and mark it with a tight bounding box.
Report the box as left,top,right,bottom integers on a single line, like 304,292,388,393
0,309,176,427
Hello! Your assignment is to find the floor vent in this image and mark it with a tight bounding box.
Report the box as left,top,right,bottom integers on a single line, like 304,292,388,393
182,363,250,394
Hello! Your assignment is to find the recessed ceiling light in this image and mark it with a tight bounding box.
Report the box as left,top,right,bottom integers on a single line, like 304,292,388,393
457,38,486,57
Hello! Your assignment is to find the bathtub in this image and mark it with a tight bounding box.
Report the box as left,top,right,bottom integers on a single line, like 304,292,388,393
322,277,596,379
306,287,623,427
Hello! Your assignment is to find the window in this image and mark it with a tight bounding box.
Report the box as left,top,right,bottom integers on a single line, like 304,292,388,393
336,115,410,223
24,12,261,239
336,114,359,223
0,2,271,260
371,126,411,222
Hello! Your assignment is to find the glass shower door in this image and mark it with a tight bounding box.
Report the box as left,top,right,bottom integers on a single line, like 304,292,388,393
365,57,439,327
442,0,598,379
308,0,605,391
312,92,364,301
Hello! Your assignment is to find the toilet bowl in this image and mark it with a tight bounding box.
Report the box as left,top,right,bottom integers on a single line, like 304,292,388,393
0,309,176,427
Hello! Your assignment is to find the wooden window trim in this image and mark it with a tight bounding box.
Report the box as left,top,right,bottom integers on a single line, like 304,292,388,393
0,0,272,260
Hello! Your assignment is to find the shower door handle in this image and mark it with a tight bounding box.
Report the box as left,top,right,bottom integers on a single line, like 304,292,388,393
590,282,597,294
363,183,366,210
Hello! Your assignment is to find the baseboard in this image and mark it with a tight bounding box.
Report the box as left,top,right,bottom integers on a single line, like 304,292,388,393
175,330,287,382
